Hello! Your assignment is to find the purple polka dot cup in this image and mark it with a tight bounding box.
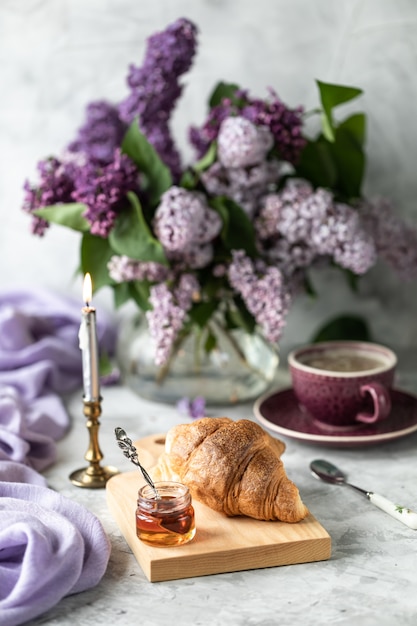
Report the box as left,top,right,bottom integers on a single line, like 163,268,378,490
288,341,397,427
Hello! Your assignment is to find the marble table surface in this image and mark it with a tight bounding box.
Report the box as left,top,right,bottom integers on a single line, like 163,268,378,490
25,364,417,626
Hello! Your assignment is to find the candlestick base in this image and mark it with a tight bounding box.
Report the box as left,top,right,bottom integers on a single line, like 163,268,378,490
70,397,119,489
70,464,119,489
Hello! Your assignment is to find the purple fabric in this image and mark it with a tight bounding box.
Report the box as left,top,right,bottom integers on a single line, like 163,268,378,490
0,288,116,624
0,461,47,486
0,288,116,395
0,288,116,473
0,482,111,626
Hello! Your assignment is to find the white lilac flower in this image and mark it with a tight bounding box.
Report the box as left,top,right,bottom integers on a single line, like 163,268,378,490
153,186,222,251
227,250,291,344
217,116,274,168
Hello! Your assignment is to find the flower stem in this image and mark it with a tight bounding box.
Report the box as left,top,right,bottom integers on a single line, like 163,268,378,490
209,319,271,383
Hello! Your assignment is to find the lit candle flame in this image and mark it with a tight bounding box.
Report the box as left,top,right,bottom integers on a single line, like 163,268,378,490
83,273,93,306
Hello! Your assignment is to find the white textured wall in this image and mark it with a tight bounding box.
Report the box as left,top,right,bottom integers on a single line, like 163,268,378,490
1,0,416,358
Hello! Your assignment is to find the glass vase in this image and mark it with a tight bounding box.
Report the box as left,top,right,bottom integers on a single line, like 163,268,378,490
116,314,279,405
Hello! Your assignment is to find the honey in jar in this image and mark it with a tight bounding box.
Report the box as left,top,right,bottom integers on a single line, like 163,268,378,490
136,481,196,547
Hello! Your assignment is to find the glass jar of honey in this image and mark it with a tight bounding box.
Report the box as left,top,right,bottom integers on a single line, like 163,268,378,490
136,481,196,547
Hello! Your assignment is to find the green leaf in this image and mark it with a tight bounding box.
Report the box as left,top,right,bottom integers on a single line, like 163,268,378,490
210,196,257,257
179,169,198,190
33,203,89,232
112,282,131,309
192,141,217,173
330,114,366,198
316,80,363,142
208,81,241,108
312,314,372,343
226,297,256,334
188,301,219,329
80,233,115,291
295,138,338,189
204,329,217,353
109,191,167,264
121,120,172,205
128,280,151,311
296,113,366,199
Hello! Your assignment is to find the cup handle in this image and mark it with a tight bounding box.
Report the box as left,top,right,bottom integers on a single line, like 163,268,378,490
356,382,392,424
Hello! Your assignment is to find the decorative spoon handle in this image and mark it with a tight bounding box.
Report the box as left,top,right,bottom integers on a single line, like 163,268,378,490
114,427,159,498
368,493,417,530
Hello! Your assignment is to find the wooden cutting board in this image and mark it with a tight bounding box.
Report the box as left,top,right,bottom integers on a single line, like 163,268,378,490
106,433,331,582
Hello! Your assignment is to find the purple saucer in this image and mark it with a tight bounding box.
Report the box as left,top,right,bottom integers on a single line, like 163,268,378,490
253,388,417,447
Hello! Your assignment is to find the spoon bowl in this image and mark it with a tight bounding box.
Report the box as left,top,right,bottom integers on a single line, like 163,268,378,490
309,458,417,529
310,459,348,486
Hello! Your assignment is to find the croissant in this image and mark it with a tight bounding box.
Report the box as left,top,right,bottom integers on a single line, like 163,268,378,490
151,417,308,523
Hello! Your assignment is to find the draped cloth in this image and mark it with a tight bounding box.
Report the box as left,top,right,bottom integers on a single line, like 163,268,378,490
0,288,116,625
0,482,111,626
0,288,116,470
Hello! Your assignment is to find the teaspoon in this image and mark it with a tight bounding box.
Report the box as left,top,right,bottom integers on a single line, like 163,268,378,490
310,459,417,530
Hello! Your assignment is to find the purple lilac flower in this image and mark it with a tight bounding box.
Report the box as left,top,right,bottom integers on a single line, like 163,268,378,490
217,116,273,168
146,273,200,366
227,250,291,343
359,197,417,280
241,88,306,164
189,88,305,164
189,99,234,157
22,158,75,236
177,396,206,419
201,160,281,217
255,179,377,277
107,256,170,283
68,101,127,166
71,149,139,237
153,186,222,251
118,18,198,180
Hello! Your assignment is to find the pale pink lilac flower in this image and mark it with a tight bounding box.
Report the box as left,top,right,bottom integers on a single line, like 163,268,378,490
256,179,377,277
146,273,200,365
359,197,417,280
107,256,169,283
166,244,215,270
227,250,291,343
201,160,281,217
217,116,273,168
153,186,222,250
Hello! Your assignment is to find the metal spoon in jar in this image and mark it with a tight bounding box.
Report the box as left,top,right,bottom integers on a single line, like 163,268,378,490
115,427,160,499
310,459,417,530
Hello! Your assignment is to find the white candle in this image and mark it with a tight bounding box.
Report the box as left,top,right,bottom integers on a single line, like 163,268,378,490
78,273,100,402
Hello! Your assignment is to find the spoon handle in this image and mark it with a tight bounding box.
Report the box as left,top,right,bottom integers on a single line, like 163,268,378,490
368,493,417,530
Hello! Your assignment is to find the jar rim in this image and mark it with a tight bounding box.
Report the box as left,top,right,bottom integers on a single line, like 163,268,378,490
138,481,189,499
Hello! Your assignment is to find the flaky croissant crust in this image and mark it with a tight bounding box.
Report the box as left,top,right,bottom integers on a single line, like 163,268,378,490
151,417,308,523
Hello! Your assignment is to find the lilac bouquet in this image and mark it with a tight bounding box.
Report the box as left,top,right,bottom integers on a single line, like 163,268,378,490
23,18,417,371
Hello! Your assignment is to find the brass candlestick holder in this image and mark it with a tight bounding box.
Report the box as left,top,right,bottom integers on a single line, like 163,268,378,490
69,398,119,488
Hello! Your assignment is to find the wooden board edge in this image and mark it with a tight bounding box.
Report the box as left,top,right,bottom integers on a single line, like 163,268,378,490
148,536,332,582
